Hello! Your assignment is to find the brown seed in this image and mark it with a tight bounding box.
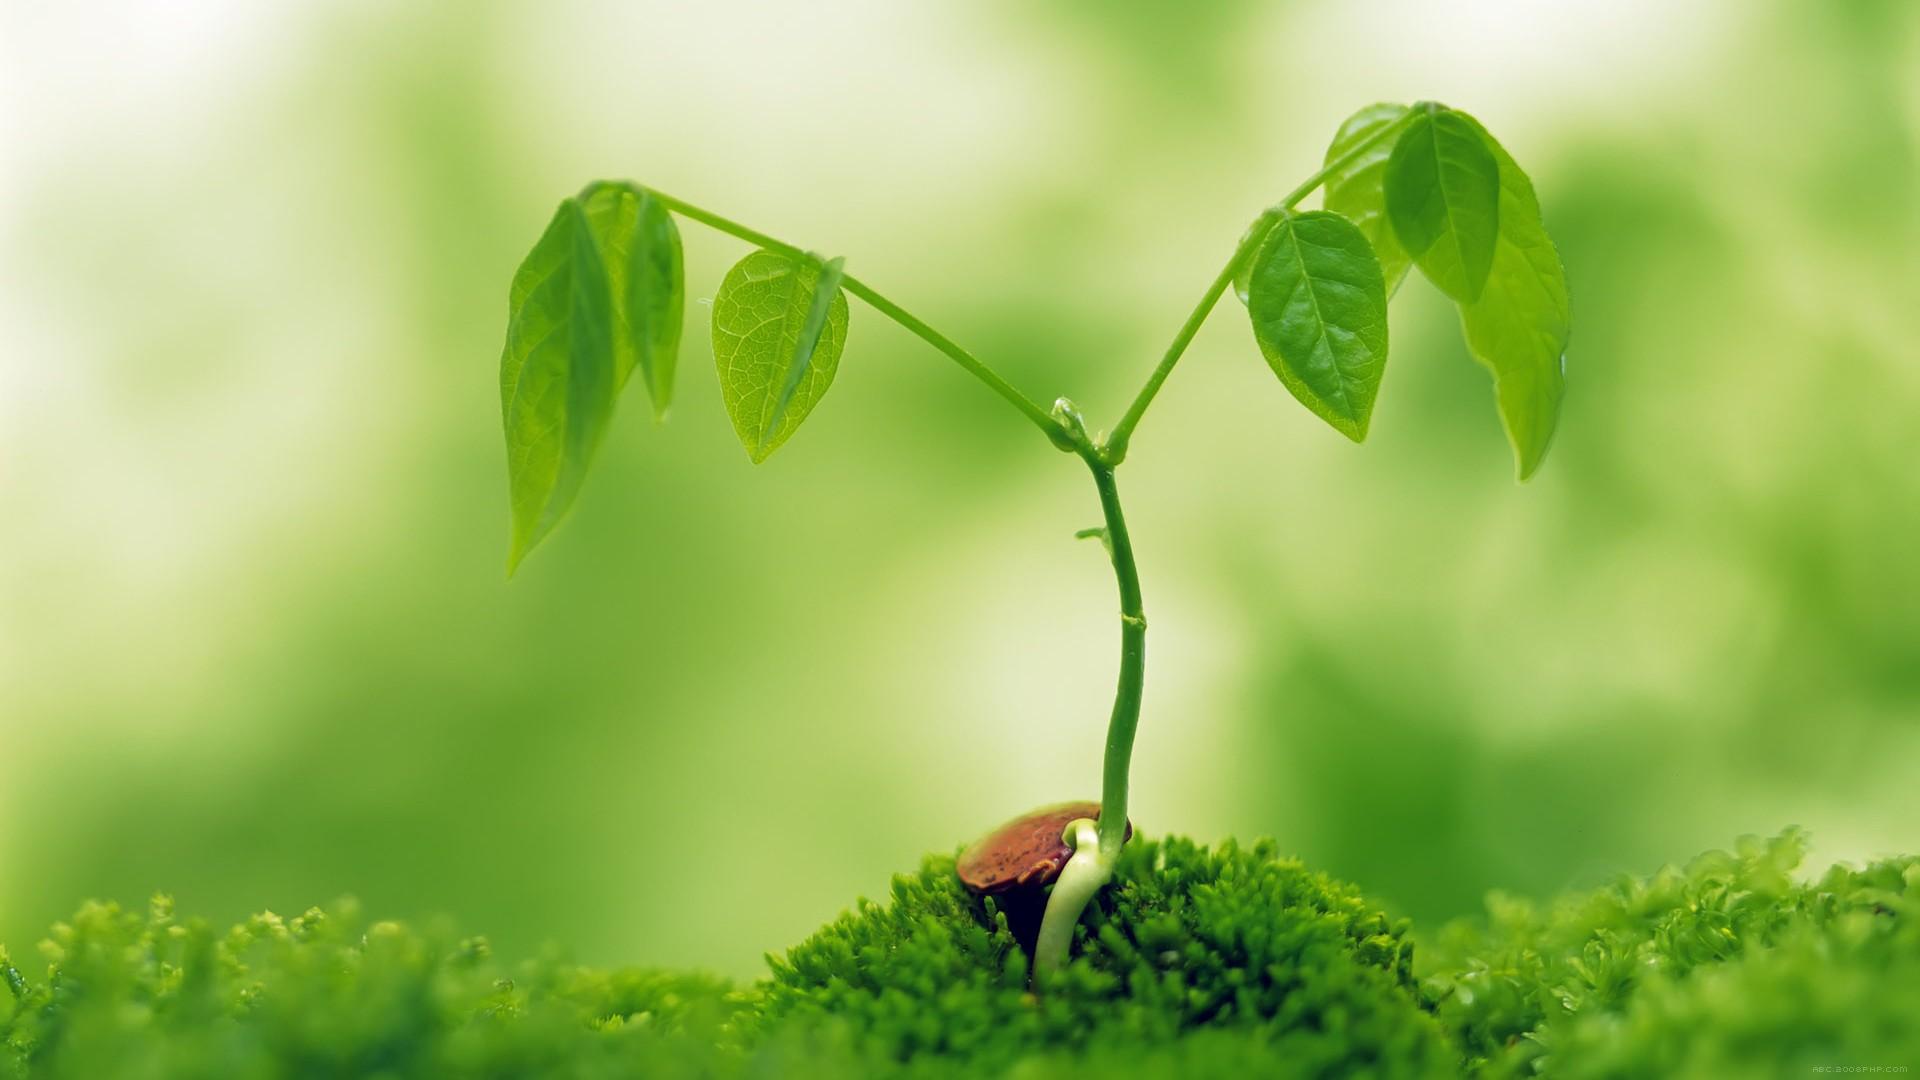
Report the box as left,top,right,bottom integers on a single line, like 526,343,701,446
956,801,1133,896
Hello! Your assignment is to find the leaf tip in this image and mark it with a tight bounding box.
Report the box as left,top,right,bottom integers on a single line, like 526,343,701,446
1509,410,1561,481
1460,270,1491,304
505,518,553,577
1513,439,1555,482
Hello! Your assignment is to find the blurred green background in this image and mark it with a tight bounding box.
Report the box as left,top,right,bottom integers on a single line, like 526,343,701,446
3,1,1916,978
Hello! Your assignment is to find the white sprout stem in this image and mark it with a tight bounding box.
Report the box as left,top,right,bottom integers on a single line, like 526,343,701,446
1031,818,1111,980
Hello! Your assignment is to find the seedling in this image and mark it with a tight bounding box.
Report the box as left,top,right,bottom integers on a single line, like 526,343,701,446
496,101,1570,979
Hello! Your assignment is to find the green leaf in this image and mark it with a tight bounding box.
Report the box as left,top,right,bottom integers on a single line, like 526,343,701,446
1384,104,1500,302
577,181,685,418
1451,117,1570,480
712,249,850,463
1245,210,1389,442
500,197,618,573
1323,102,1413,296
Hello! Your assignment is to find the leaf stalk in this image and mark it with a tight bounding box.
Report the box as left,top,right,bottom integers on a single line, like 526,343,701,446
1102,108,1417,462
645,189,1066,445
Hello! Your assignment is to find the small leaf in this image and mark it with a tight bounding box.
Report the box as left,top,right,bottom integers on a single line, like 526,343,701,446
1384,104,1500,302
1246,210,1389,442
711,249,850,462
1451,116,1570,480
500,197,618,573
577,181,685,418
1323,102,1413,296
626,191,685,417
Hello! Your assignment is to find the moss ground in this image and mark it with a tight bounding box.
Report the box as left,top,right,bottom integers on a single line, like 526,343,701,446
3,832,1913,1078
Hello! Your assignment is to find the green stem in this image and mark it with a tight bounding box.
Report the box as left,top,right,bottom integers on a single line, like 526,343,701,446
646,191,800,259
1038,117,1415,965
1087,458,1145,857
1270,108,1414,211
1101,228,1265,464
1100,109,1415,462
838,278,1061,438
645,189,1064,443
1029,456,1143,981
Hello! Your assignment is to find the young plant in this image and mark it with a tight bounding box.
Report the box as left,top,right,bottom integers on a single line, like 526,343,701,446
496,101,1570,979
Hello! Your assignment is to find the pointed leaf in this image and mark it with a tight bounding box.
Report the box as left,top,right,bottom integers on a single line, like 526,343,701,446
1246,210,1389,441
627,190,685,417
1323,102,1413,296
577,181,685,418
574,183,639,384
1451,117,1570,480
712,249,850,463
1385,104,1500,302
500,197,617,572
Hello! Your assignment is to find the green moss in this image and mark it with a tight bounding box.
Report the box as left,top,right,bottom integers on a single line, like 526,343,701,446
758,836,1453,1077
4,833,1916,1078
0,896,745,1079
1423,829,1920,1077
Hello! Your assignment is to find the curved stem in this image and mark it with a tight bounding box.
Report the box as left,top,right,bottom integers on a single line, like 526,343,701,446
1270,108,1415,213
1028,455,1143,980
838,278,1061,438
1102,225,1267,464
1086,459,1145,857
645,189,1065,443
1032,817,1108,979
645,190,801,259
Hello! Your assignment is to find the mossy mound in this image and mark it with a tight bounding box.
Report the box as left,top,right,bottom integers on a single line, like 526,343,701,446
3,832,1916,1078
757,836,1454,1077
1424,829,1920,1077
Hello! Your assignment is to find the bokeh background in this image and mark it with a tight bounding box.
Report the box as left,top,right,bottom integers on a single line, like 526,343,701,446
3,0,1916,978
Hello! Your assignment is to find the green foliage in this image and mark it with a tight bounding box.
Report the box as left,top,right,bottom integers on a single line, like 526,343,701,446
1424,830,1920,1077
1222,102,1565,470
1450,115,1570,480
493,103,1571,568
499,195,617,573
712,249,851,463
499,181,686,571
1384,104,1501,304
579,182,685,418
1322,102,1414,296
1245,210,1390,441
